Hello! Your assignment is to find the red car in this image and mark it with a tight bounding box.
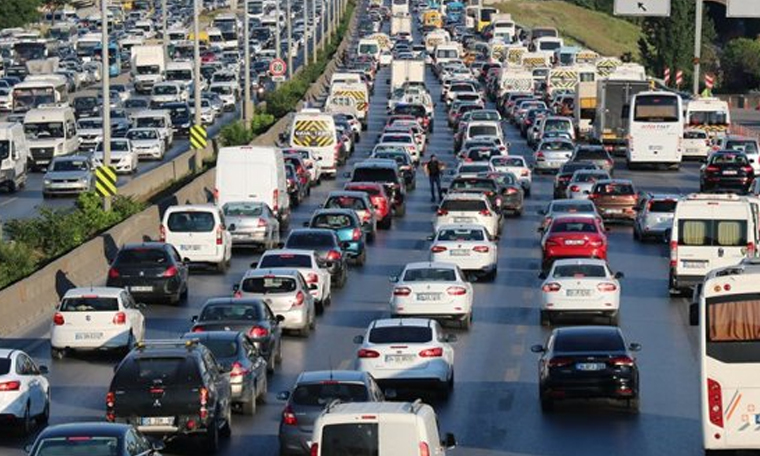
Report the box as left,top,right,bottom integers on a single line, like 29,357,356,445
284,153,312,191
343,182,393,229
541,215,608,270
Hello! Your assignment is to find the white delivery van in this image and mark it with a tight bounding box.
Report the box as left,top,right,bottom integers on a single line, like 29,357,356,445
329,82,369,129
669,193,760,295
160,204,232,271
289,110,339,178
130,44,165,95
164,61,195,91
433,43,461,67
311,401,457,456
357,38,381,61
130,109,174,147
0,122,28,192
330,72,363,86
215,146,291,229
23,104,79,170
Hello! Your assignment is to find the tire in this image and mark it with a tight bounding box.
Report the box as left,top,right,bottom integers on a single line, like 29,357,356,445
668,272,683,297
299,323,311,338
540,393,554,412
461,313,472,330
51,348,65,360
525,187,531,197
275,340,283,364
220,407,232,437
18,403,32,436
205,416,219,453
216,259,229,274
609,312,619,326
37,396,50,425
379,216,392,230
242,386,257,416
540,310,551,326
633,227,641,241
258,375,268,403
315,300,324,316
180,284,189,303
354,250,366,266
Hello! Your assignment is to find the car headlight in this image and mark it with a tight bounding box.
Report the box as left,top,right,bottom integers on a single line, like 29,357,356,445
44,179,51,185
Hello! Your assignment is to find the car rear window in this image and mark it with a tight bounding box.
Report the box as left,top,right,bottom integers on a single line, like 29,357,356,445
116,356,201,386
292,382,369,406
321,424,378,456
242,277,297,293
438,228,485,241
441,199,487,212
468,125,497,137
550,221,597,233
326,196,367,210
684,131,707,139
574,172,607,183
450,179,496,192
726,140,759,154
649,200,677,213
260,254,313,268
35,437,120,456
393,105,426,117
554,331,625,352
287,232,334,249
60,297,119,312
593,183,634,195
312,214,353,229
353,168,397,183
403,268,457,282
196,338,239,359
167,211,216,232
200,303,263,321
678,219,747,247
551,202,594,214
368,326,433,344
0,359,10,375
458,164,490,174
574,149,608,161
116,248,170,266
553,264,607,278
541,141,573,151
223,202,264,217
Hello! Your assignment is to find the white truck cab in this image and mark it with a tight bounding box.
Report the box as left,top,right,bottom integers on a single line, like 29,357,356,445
23,104,79,170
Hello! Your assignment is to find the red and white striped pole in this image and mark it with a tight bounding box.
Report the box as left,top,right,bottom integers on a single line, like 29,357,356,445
705,74,714,90
663,67,671,86
675,70,684,88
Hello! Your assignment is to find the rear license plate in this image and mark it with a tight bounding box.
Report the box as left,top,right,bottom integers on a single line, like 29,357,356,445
682,260,707,269
129,286,153,292
576,362,606,371
454,217,473,223
724,170,738,175
686,148,698,153
75,332,103,340
566,289,592,297
140,417,174,426
385,354,415,364
450,249,469,256
416,292,442,301
605,208,623,214
180,245,201,251
564,240,584,245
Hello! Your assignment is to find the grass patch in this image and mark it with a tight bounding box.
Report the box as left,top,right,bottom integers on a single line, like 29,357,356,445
495,0,641,60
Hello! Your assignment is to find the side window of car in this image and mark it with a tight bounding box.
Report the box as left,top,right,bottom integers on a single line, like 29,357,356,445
15,355,30,375
170,246,183,263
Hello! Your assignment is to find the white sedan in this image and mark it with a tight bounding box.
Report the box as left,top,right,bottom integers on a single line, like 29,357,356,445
92,139,138,174
50,287,146,359
539,258,623,326
0,349,49,435
390,261,474,329
126,127,165,160
490,155,532,196
429,224,498,282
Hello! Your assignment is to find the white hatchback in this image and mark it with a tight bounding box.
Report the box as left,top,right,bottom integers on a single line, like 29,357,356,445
256,249,332,311
434,193,500,239
0,349,50,434
430,224,498,281
50,287,146,359
390,262,474,329
353,318,457,398
161,204,233,272
539,258,623,326
565,169,611,200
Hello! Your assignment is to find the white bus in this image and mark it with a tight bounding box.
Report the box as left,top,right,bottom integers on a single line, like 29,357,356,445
627,91,683,170
691,258,760,453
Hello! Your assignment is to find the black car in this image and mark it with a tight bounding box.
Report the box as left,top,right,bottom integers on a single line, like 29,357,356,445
162,101,193,135
27,422,163,456
347,161,407,217
700,150,755,193
482,171,525,216
553,162,599,198
73,95,100,119
190,297,284,374
106,243,190,305
107,340,232,452
284,228,348,287
370,149,416,190
531,326,641,412
570,145,615,175
181,331,268,416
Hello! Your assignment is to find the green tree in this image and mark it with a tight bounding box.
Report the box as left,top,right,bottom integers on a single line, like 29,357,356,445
0,0,41,29
720,38,760,92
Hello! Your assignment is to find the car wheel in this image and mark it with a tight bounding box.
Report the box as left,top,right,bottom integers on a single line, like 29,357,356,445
323,296,332,308
242,386,257,416
180,284,189,302
204,416,220,453
51,348,65,360
37,395,50,425
633,226,641,241
216,258,229,274
275,340,283,364
355,250,367,267
395,202,406,217
315,300,324,316
668,272,682,297
461,313,472,330
540,310,551,326
258,375,268,403
540,392,554,412
379,215,392,230
19,403,32,436
609,312,619,326
525,187,531,197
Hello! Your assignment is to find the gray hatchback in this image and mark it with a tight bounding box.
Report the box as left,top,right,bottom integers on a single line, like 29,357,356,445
277,370,386,455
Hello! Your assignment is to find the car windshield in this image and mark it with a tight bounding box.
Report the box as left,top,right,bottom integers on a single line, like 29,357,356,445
368,326,433,344
223,202,264,217
550,220,597,233
393,105,426,117
197,338,239,359
553,264,607,278
34,437,120,456
725,141,759,155
554,331,625,352
0,359,9,375
78,119,103,129
325,196,367,210
51,159,88,172
437,228,485,241
200,304,263,321
24,122,64,139
458,164,489,174
167,211,215,232
242,276,297,293
286,232,334,249
321,424,379,456
312,214,353,229
403,267,457,282
292,383,369,406
127,130,158,140
259,254,313,268
60,297,119,312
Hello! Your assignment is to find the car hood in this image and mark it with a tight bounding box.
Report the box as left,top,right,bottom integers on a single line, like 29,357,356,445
44,170,89,180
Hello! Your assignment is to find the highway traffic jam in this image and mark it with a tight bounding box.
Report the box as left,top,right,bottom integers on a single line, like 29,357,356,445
2,0,760,455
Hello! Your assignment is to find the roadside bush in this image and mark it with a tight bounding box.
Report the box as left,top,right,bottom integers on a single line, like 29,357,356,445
0,242,39,289
219,121,255,146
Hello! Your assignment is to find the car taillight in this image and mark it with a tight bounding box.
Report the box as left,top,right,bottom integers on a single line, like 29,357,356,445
358,348,380,358
708,378,724,428
199,386,209,419
216,225,224,245
547,357,572,368
230,361,250,377
108,267,120,279
431,245,447,253
249,326,269,338
159,224,166,242
112,312,126,325
536,151,544,158
306,273,319,283
293,291,305,307
352,228,362,241
326,250,342,261
609,356,635,367
479,210,492,216
437,209,448,216
590,239,604,247
748,242,756,256
542,282,561,292
234,290,242,298
53,312,64,326
105,391,115,413
310,443,318,456
273,189,279,214
742,166,754,174
597,282,617,292
506,187,519,195
705,165,720,173
570,185,580,192
257,218,268,228
521,169,529,176
419,347,443,357
447,286,467,295
670,240,678,267
162,265,178,277
0,381,21,391
283,405,298,426
192,326,204,333
393,286,412,296
419,442,430,456
473,245,490,253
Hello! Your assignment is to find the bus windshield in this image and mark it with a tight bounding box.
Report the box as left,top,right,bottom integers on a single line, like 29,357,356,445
634,95,680,122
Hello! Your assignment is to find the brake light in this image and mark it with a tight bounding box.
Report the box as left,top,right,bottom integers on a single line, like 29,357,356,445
293,291,305,307
742,165,754,174
249,326,269,338
108,267,120,279
419,442,430,456
358,348,380,358
257,218,268,228
437,209,449,216
310,443,318,456
670,240,678,267
419,347,443,357
273,189,279,214
609,356,635,367
506,187,519,195
199,386,209,419
708,378,724,428
536,151,544,158
447,286,467,295
283,405,298,426
705,165,720,173
748,242,756,256
352,228,362,241
162,265,178,277
473,245,490,253
216,225,223,245
230,361,250,377
548,357,572,367
431,245,447,253
589,239,604,247
570,185,580,192
597,282,618,292
192,326,204,332
326,250,342,261
542,282,561,292
306,273,319,283
479,210,492,216
521,169,529,176
393,287,412,296
53,312,64,326
0,381,20,391
159,224,166,242
112,312,126,325
234,290,242,298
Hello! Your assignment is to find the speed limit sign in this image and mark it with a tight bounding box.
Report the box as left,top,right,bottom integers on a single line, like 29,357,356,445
269,58,287,79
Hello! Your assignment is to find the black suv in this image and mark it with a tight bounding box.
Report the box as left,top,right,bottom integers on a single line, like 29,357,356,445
106,340,232,453
346,160,407,216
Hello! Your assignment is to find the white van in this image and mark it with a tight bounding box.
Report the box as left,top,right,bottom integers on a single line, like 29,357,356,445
215,146,291,229
130,109,174,147
669,193,760,295
23,104,79,170
160,204,233,272
164,61,195,91
0,122,28,192
288,110,339,178
310,400,457,456
330,72,363,86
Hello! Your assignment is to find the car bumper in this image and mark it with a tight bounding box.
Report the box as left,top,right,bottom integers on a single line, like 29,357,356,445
542,376,637,399
0,393,28,417
359,361,450,383
544,248,607,265
44,182,89,194
279,427,311,454
598,208,636,221
134,148,163,159
278,308,309,330
51,327,130,350
230,228,269,245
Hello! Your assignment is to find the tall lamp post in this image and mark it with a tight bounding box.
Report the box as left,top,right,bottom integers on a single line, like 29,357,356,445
101,0,112,211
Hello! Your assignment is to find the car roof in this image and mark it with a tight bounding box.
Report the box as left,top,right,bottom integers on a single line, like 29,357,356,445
554,325,621,338
203,297,265,306
182,330,242,343
327,191,369,199
244,268,302,278
121,242,169,250
442,192,488,201
36,422,132,439
436,223,489,231
63,287,122,298
296,370,370,384
551,214,599,222
403,261,458,270
262,248,314,257
313,208,359,218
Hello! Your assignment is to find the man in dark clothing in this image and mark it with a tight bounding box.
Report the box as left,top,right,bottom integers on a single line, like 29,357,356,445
424,154,445,202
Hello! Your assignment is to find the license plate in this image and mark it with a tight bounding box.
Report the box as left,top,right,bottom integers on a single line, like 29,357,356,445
416,293,442,301
686,148,698,153
723,170,738,175
140,417,174,426
180,244,201,251
649,145,663,151
564,240,584,245
566,289,592,297
605,208,623,214
454,217,473,223
575,362,605,371
129,286,153,292
450,249,469,256
75,332,103,340
682,260,707,269
385,354,415,364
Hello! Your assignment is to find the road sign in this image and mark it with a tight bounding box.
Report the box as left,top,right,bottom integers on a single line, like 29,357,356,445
272,75,286,82
614,0,670,17
675,70,684,88
94,165,117,198
727,0,760,18
189,125,207,150
269,58,287,77
705,74,715,90
663,67,671,85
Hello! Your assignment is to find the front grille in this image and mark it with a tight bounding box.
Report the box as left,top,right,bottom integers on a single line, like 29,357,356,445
31,148,54,160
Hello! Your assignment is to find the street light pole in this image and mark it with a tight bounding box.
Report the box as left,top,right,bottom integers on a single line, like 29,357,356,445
193,0,202,166
303,0,309,66
311,0,318,62
275,0,282,87
101,0,111,211
162,0,168,63
693,0,703,96
320,0,326,51
286,0,293,79
243,0,253,121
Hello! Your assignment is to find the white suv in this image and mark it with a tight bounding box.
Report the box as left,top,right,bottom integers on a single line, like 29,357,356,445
161,204,233,272
434,193,500,238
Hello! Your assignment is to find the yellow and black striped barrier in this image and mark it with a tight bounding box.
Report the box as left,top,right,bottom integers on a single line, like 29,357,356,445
95,165,117,197
190,124,207,150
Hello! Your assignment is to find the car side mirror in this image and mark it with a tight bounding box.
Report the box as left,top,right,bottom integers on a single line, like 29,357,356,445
228,223,236,231
427,234,435,241
353,335,364,344
341,241,351,250
614,271,625,279
629,342,642,352
389,275,398,283
276,314,286,322
232,283,240,293
276,391,290,400
250,261,258,268
343,171,351,178
689,302,699,326
308,283,318,291
38,365,49,375
24,443,33,454
191,315,198,322
583,190,590,195
538,271,547,279
530,344,545,353
537,209,545,215
443,433,457,449
303,221,310,227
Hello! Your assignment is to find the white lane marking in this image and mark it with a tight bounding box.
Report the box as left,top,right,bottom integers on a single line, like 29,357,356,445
0,197,18,207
